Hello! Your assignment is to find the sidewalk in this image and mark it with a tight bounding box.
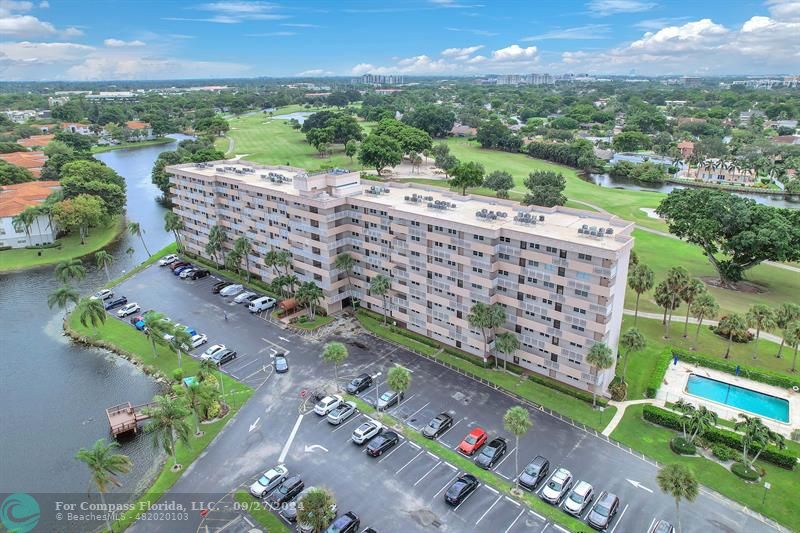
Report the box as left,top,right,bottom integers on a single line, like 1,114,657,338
601,398,662,436
624,309,786,345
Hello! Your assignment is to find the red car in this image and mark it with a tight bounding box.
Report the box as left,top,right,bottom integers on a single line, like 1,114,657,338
457,427,487,456
170,261,190,271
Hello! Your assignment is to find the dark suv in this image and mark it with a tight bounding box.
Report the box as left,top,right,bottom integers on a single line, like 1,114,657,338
421,413,454,439
475,437,507,469
345,373,373,394
267,476,304,507
518,456,549,491
212,281,231,294
587,491,620,531
188,269,209,280
325,511,360,533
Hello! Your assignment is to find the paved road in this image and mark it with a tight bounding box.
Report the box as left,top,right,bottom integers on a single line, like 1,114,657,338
626,310,786,346
110,264,781,533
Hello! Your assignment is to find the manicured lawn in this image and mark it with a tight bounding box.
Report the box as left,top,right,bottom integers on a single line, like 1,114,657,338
0,215,124,273
234,492,290,533
611,404,799,531
91,137,175,153
293,314,335,330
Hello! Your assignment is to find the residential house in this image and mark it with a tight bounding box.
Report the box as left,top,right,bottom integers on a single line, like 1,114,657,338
676,117,707,127
0,181,61,248
17,134,54,149
61,122,93,135
739,110,766,125
0,151,47,178
772,135,800,145
677,140,695,158
681,159,758,185
450,124,477,137
124,121,156,141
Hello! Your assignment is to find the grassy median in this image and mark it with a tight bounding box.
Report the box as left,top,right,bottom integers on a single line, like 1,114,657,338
234,491,290,533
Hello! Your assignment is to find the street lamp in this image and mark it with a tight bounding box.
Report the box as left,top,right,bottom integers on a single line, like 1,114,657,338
373,371,382,407
762,481,771,506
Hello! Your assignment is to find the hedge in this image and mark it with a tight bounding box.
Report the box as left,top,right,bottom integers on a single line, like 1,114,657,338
712,444,735,461
527,371,609,408
670,436,697,455
672,349,800,391
731,462,760,481
645,349,672,398
642,405,797,469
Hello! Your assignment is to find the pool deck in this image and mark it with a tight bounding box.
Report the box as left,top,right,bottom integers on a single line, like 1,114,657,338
657,361,800,437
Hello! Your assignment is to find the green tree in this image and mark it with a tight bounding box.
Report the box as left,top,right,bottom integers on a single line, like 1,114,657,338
143,394,192,470
656,463,698,533
612,131,652,152
11,208,35,245
334,253,357,306
234,236,253,281
745,304,776,359
680,279,705,337
184,381,215,436
503,406,532,477
322,341,349,391
95,250,113,282
297,281,324,319
207,225,227,266
586,342,614,407
164,211,184,252
345,139,358,162
296,488,337,533
523,170,567,207
619,327,646,385
627,263,654,325
494,331,520,372
127,221,151,257
77,297,107,336
735,414,784,467
369,274,392,325
51,194,104,245
467,302,505,368
689,292,719,351
483,170,514,198
718,313,747,359
450,161,485,196
773,303,800,358
663,267,690,338
48,284,79,317
402,104,455,137
0,159,34,185
687,406,717,444
306,126,334,155
785,321,800,371
387,365,411,408
55,258,86,284
143,311,171,358
673,400,695,439
358,133,402,176
75,439,133,533
168,323,194,369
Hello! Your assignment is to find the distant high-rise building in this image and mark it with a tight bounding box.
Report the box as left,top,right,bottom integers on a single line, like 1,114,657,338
681,76,702,87
358,73,405,86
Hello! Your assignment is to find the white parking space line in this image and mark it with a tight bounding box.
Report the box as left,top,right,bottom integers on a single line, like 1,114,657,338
226,358,261,374
395,450,424,474
434,473,460,498
388,394,416,412
437,419,462,444
278,414,304,463
504,496,520,507
529,510,545,521
378,441,406,463
484,484,499,495
540,523,550,533
475,495,502,525
405,401,431,421
504,509,525,533
552,525,570,533
426,451,437,459
497,472,510,480
453,486,478,511
408,441,420,450
330,414,362,433
444,462,458,471
414,460,442,486
609,504,629,533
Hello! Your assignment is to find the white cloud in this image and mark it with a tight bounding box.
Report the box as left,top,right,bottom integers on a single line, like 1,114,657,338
441,45,483,59
586,0,655,16
104,38,146,48
445,26,498,36
491,44,538,61
65,56,250,80
0,0,34,13
523,24,610,41
351,63,375,75
296,68,333,76
245,31,295,36
767,0,800,20
0,14,54,35
38,0,47,6
633,17,692,30
281,23,320,28
171,1,287,23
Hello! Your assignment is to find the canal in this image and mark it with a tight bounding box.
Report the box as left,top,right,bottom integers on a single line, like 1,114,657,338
0,135,191,519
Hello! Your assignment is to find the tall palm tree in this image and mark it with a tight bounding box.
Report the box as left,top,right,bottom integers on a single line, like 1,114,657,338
143,394,192,471
322,341,349,391
168,324,194,369
208,225,227,267
263,247,279,275
746,304,776,359
297,281,324,319
185,381,214,436
673,400,695,439
679,279,705,337
654,281,679,337
77,297,107,336
785,321,800,372
467,302,505,368
142,311,171,358
494,331,520,372
94,250,113,282
48,285,79,317
369,275,392,325
627,263,654,325
687,406,717,444
164,211,184,251
586,342,614,407
127,221,151,257
663,266,690,338
656,463,698,533
75,439,133,533
225,250,242,275
387,365,411,408
55,258,86,284
503,406,532,477
334,253,357,306
198,357,225,397
774,303,800,359
274,249,292,275
296,488,337,533
11,208,34,246
735,414,784,467
234,236,253,281
619,327,646,385
689,292,719,351
719,313,747,359
285,274,300,296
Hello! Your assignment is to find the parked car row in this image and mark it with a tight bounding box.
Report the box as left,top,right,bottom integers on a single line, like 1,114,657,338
199,343,237,366
210,280,277,312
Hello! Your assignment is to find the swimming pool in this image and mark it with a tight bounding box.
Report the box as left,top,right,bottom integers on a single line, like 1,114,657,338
686,374,790,423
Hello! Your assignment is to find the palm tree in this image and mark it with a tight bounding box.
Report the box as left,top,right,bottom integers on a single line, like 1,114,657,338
296,488,337,533
774,303,800,358
75,439,133,533
11,208,34,246
271,274,290,298
164,211,184,251
225,249,242,275
719,313,747,359
48,284,79,317
143,394,192,471
95,250,113,282
673,400,695,439
274,249,292,275
586,342,614,407
77,297,107,336
467,302,506,368
735,414,784,467
687,406,717,444
334,253,357,306
234,236,253,281
168,324,194,369
679,279,705,337
185,381,214,436
786,321,800,372
689,292,719,351
656,463,698,533
627,263,654,325
285,274,300,296
387,365,411,408
142,311,171,358
297,281,324,319
746,304,776,359
663,267,690,338
503,406,532,477
264,247,279,275
322,341,349,391
127,221,151,257
494,331,520,372
55,258,86,284
619,327,646,385
654,281,679,338
369,275,392,325
208,225,227,266
198,357,225,397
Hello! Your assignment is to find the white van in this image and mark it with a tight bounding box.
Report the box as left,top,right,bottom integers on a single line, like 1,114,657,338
248,296,276,313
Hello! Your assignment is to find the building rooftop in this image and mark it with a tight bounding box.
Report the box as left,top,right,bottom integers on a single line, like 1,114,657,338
125,121,150,129
17,134,54,148
0,180,60,217
0,151,47,177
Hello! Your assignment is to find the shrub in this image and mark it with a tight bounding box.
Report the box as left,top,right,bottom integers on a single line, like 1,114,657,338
712,444,735,461
710,320,754,343
671,349,800,390
670,436,697,455
609,380,627,401
205,400,221,420
527,372,609,408
645,349,672,398
731,462,760,481
172,368,184,382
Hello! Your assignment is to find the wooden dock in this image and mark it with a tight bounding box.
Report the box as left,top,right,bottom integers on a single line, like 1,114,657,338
106,401,156,437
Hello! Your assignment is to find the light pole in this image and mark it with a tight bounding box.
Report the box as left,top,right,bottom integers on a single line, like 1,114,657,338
373,372,382,407
762,481,770,506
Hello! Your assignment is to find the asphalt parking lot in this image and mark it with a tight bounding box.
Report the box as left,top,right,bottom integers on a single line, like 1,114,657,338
115,261,779,533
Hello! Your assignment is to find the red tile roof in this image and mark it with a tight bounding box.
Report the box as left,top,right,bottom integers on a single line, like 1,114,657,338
17,134,54,148
0,151,47,177
125,120,150,129
0,180,60,217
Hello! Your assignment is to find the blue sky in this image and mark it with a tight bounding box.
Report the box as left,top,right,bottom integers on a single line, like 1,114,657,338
1,0,799,80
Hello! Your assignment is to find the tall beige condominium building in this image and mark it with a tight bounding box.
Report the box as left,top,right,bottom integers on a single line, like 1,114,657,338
169,161,634,393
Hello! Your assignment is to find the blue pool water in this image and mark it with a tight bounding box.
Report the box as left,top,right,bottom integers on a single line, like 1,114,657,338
686,374,790,423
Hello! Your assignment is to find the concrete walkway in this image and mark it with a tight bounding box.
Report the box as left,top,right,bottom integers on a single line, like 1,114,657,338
625,309,786,345
602,399,661,436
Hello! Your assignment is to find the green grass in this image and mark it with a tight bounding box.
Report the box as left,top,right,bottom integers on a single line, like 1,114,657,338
356,310,441,356
234,492,290,533
611,404,799,531
294,314,335,330
91,137,175,153
0,215,124,273
109,242,177,288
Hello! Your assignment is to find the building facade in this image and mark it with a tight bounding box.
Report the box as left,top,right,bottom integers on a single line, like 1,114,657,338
168,161,634,393
0,181,60,248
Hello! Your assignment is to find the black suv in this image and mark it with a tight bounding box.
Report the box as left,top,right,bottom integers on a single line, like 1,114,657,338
188,269,210,280
518,456,549,491
212,281,231,294
366,431,400,457
325,512,360,533
345,373,373,394
104,296,128,310
422,413,454,439
267,476,304,507
475,437,507,469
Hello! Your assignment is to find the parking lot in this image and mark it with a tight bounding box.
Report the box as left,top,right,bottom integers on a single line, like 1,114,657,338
116,261,777,533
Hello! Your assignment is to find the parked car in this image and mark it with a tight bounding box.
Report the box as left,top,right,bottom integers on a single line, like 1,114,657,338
266,476,304,507
563,480,594,516
186,334,208,350
248,296,276,312
201,344,226,360
219,284,244,297
457,427,487,456
541,468,573,505
187,269,209,280
117,303,141,318
282,486,337,525
587,492,619,531
421,413,454,439
129,314,145,325
376,390,403,411
233,291,257,304
248,465,289,498
351,418,383,445
173,264,194,276
212,281,231,294
104,296,128,310
169,261,190,271
475,437,507,469
518,456,550,491
327,401,357,425
648,519,675,533
444,474,479,506
158,254,179,266
345,373,373,394
211,349,236,366
90,289,113,301
274,354,289,373
314,395,342,416
178,267,196,279
366,431,400,457
325,512,359,533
